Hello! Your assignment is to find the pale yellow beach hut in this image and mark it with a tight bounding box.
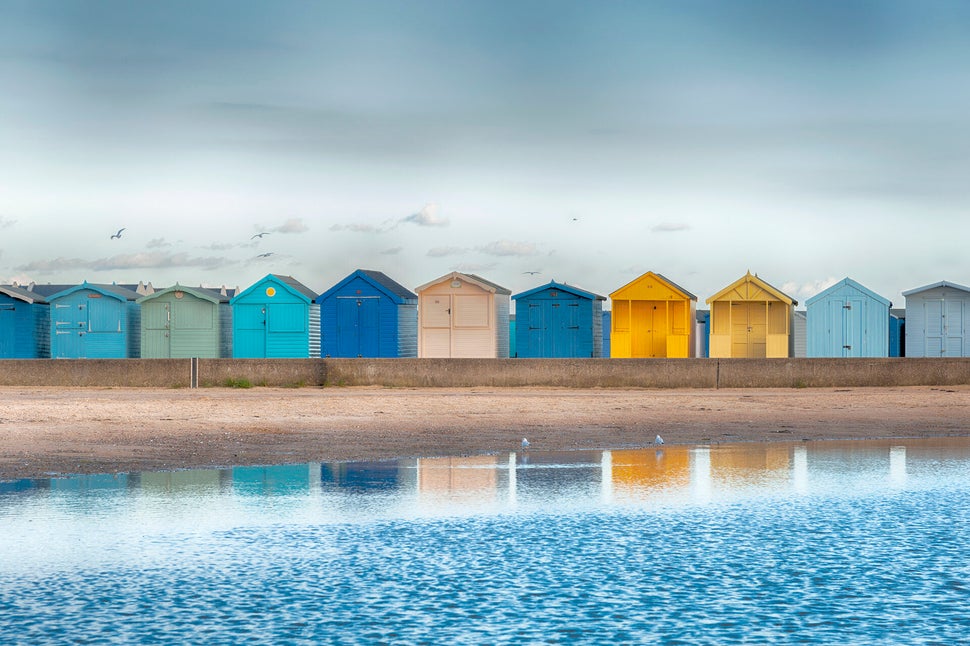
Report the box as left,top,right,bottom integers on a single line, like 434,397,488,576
706,271,797,358
415,272,511,358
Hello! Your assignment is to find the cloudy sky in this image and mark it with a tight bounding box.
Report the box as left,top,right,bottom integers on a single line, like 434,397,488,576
2,0,969,308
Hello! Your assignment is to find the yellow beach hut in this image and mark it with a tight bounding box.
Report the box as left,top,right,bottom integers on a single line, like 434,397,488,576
706,271,797,358
609,272,697,358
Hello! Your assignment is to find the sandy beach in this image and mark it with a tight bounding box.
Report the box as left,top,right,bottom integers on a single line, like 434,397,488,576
1,385,970,480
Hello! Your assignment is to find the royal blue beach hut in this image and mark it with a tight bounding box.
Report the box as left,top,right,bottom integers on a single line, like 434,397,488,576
231,274,320,358
902,281,970,357
512,281,605,358
806,278,891,357
316,269,417,358
46,282,142,358
138,285,234,358
0,285,50,358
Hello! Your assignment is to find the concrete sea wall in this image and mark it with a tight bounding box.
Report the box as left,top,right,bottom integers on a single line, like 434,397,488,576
1,358,970,388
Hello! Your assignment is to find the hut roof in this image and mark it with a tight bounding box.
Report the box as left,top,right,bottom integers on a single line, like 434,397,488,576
706,271,798,306
415,271,511,295
901,280,970,297
513,280,605,301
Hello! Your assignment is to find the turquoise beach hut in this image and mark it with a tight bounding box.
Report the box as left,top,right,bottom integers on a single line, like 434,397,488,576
231,274,320,358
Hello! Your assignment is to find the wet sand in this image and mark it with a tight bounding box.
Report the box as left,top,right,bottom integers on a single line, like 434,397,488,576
1,385,969,480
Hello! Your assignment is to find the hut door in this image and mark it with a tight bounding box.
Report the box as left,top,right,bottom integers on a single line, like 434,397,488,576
840,298,865,357
337,296,380,357
550,302,580,357
235,304,267,358
924,300,945,356
143,302,172,358
422,295,453,357
731,302,767,358
53,302,86,358
526,303,544,356
631,302,667,358
945,300,966,356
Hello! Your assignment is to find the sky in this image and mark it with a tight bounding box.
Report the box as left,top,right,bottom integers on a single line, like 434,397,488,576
2,0,970,310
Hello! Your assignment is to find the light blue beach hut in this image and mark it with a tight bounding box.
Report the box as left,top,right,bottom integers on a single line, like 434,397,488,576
46,282,142,358
231,274,320,358
0,285,50,358
138,285,234,358
316,269,417,358
806,278,891,357
902,281,970,357
512,281,605,358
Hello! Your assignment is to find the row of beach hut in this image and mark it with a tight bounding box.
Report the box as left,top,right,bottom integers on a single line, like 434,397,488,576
1,270,968,360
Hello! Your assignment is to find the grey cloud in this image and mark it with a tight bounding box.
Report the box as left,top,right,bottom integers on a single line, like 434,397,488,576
478,240,538,257
146,238,171,249
651,222,691,233
451,262,498,273
381,247,403,255
0,217,16,228
330,223,387,233
427,246,466,258
18,253,234,273
273,218,309,234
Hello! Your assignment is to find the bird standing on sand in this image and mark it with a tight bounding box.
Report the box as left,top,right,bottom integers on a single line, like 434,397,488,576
654,434,664,445
521,438,530,449
110,228,126,239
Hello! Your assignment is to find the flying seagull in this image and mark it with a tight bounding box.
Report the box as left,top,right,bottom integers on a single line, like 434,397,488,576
654,434,664,445
110,228,126,239
523,271,541,275
251,232,270,239
256,252,275,258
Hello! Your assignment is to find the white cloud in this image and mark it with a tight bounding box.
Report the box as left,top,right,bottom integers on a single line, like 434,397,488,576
18,253,235,273
403,203,449,227
0,216,16,229
451,262,497,272
381,247,403,255
146,238,171,249
478,240,538,257
427,246,466,257
274,218,309,234
781,277,839,301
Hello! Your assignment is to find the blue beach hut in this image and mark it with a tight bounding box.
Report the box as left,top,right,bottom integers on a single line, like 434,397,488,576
316,269,417,358
806,278,891,357
46,282,142,358
512,281,605,358
231,274,320,358
0,285,50,358
902,281,970,357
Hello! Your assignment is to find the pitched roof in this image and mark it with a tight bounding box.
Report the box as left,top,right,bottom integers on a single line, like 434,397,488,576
45,282,142,301
359,270,417,300
706,271,797,306
901,280,970,297
610,271,697,301
805,277,891,308
415,271,511,295
512,280,605,301
0,285,47,304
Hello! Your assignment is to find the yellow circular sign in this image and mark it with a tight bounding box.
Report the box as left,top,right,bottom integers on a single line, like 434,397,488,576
266,287,277,297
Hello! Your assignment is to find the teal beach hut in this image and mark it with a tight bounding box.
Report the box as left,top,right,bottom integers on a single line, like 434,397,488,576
46,282,142,358
0,285,50,358
806,278,891,358
139,285,234,358
231,274,320,358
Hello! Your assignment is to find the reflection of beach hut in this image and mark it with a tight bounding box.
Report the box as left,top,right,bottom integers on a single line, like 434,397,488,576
806,278,891,357
138,285,234,358
707,272,797,358
316,269,417,358
232,464,311,496
902,281,970,357
0,285,50,358
47,282,142,358
512,281,606,358
611,448,690,491
418,456,499,496
610,271,696,358
231,274,320,358
415,272,510,358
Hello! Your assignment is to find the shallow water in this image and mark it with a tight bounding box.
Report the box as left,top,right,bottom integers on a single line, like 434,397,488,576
3,438,970,644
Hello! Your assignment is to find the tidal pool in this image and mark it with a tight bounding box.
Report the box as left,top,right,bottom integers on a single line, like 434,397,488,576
3,438,970,644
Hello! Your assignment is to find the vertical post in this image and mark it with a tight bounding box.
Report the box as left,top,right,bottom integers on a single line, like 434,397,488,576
190,357,199,388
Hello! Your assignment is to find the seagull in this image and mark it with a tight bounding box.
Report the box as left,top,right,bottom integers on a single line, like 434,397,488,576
523,271,541,275
110,228,126,239
654,434,664,445
256,252,275,258
251,232,270,239
521,438,530,449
